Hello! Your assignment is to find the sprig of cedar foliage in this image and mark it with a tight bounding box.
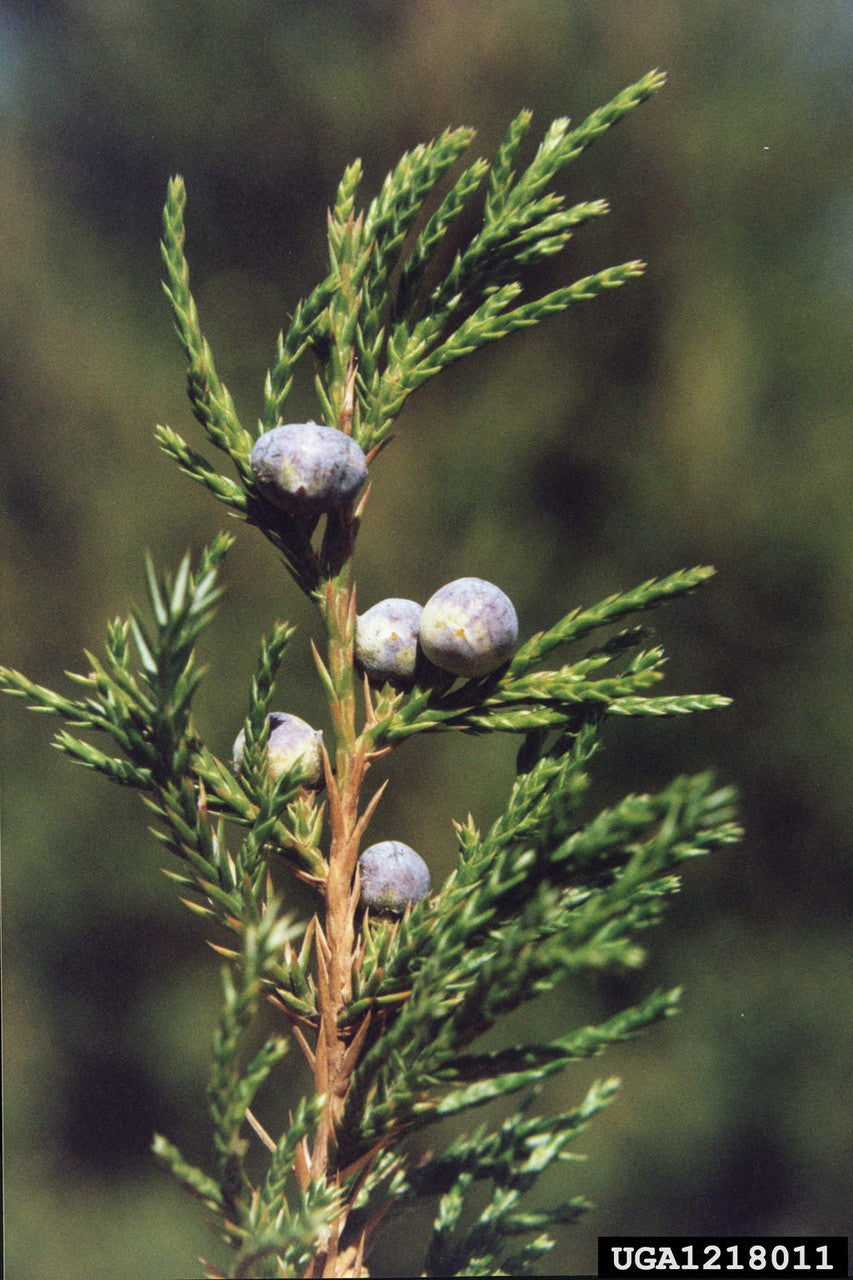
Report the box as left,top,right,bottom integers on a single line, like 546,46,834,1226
153,68,665,595
1,69,741,1277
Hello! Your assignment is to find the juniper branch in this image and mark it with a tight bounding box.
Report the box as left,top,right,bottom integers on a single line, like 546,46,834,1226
340,773,738,1156
208,910,299,1195
161,176,255,480
511,565,717,675
1,69,741,1277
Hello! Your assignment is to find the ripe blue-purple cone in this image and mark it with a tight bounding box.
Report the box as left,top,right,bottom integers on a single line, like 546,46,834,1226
358,840,431,915
250,421,367,515
355,598,424,686
232,711,324,788
419,577,518,677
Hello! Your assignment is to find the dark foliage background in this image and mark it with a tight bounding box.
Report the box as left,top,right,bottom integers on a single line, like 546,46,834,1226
2,3,851,1276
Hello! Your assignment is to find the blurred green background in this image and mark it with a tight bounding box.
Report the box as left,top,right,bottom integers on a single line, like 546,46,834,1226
2,2,851,1276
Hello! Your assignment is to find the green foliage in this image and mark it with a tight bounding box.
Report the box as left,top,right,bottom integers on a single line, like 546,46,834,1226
1,69,740,1277
417,1084,613,1277
340,767,737,1157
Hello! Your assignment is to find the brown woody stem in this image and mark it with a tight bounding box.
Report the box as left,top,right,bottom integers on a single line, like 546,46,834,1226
306,510,378,1276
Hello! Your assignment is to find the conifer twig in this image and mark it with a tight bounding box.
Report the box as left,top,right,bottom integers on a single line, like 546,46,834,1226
1,68,742,1278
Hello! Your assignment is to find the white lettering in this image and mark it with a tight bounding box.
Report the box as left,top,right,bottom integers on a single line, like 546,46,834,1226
657,1246,679,1269
611,1247,634,1272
